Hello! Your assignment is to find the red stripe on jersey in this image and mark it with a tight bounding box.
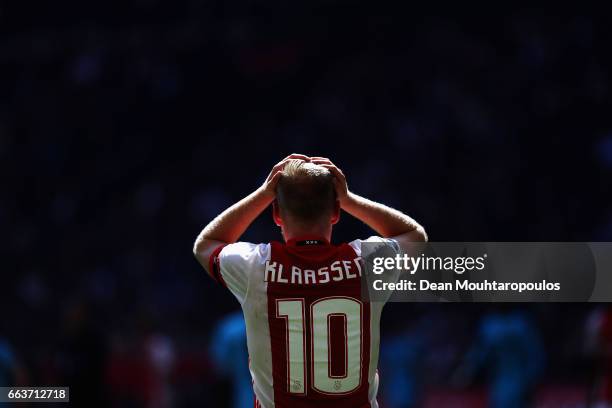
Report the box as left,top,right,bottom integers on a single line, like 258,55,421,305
266,239,371,408
208,244,227,286
328,314,347,378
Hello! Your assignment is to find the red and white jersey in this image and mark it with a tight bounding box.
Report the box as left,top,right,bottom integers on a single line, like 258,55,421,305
207,236,399,408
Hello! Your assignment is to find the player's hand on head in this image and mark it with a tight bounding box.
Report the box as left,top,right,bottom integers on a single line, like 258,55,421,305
310,157,349,206
262,154,310,198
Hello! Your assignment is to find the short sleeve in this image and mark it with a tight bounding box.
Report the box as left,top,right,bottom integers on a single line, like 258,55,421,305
348,235,401,257
210,242,269,304
349,236,402,303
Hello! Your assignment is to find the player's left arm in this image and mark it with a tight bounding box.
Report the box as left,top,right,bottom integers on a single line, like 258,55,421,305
193,154,308,275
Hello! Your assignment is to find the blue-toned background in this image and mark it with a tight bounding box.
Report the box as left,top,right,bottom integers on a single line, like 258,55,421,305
1,6,612,407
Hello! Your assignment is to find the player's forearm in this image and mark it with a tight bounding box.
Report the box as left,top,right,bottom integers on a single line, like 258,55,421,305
342,192,427,240
195,186,273,246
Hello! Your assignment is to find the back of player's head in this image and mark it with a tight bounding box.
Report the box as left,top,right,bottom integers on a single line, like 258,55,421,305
276,160,336,225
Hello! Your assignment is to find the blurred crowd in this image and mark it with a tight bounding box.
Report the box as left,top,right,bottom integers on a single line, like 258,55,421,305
2,6,612,407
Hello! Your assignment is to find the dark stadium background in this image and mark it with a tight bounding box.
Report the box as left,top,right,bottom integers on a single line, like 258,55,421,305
1,5,612,407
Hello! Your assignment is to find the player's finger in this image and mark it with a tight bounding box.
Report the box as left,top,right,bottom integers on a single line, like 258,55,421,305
268,156,308,181
272,158,297,172
268,160,289,180
268,170,283,187
318,162,343,174
311,159,335,168
276,155,309,169
283,153,310,161
320,164,346,181
311,159,339,170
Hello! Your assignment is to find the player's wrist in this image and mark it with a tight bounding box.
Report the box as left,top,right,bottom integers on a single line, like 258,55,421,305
257,184,276,201
341,191,358,210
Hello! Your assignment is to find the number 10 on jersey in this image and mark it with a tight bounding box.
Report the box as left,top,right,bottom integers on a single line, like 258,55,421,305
275,296,363,395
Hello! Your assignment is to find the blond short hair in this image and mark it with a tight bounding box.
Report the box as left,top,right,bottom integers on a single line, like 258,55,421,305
276,160,336,224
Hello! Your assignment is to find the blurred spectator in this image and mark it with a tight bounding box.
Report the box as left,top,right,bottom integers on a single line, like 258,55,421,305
585,306,612,407
380,330,425,408
209,312,252,408
106,323,176,407
145,333,176,408
453,306,545,408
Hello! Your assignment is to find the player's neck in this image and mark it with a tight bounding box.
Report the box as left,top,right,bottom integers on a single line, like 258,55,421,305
282,224,332,243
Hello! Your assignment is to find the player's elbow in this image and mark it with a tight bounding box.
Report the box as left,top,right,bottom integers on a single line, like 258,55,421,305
193,235,221,263
413,226,428,242
193,238,212,269
193,236,206,258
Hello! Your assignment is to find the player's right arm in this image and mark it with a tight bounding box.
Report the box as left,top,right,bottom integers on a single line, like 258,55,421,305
311,157,428,249
193,153,309,276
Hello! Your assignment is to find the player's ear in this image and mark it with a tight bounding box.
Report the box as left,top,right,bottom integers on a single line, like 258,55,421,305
330,200,341,225
272,200,283,226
